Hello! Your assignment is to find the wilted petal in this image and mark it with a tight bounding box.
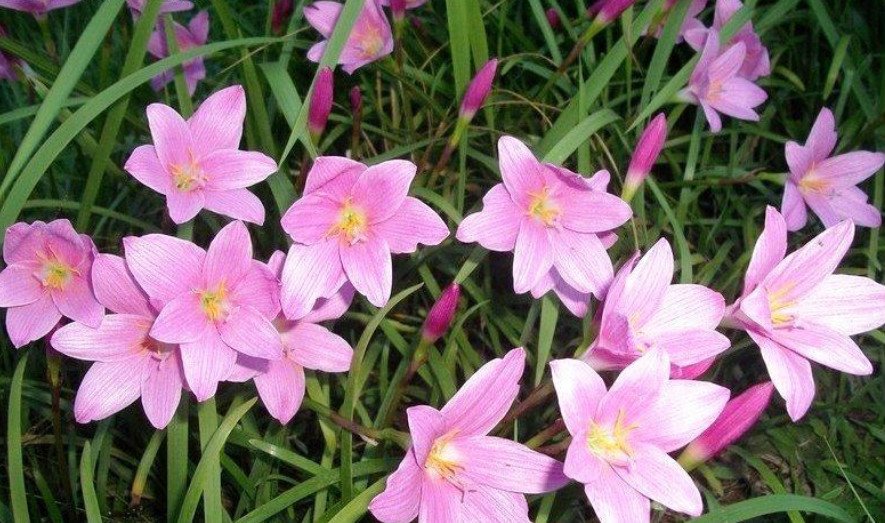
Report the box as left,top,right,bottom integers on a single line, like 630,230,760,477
74,357,151,424
456,435,568,493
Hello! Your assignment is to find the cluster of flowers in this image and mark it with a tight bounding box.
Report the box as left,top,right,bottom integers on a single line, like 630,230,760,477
1,0,884,522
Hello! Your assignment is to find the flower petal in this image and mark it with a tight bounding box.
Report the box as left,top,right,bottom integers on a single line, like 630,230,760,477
770,322,872,375
187,85,246,156
652,329,731,367
633,380,730,452
598,348,669,425
550,269,592,318
51,314,151,362
785,142,813,184
455,435,568,493
406,405,446,464
205,220,252,285
51,273,103,328
583,467,650,523
179,330,237,402
812,151,885,189
125,144,172,195
304,156,365,196
123,234,205,303
201,150,277,191
146,102,192,168
552,230,613,295
280,193,341,245
614,239,673,327
374,197,449,254
563,435,608,484
790,274,885,335
751,330,815,421
368,453,423,523
341,236,392,307
91,254,154,316
643,284,725,333
300,284,355,323
74,358,151,424
254,359,305,424
456,184,522,252
286,322,353,372
0,264,43,307
141,351,184,429
550,358,607,436
512,219,553,294
781,180,808,232
352,160,416,224
5,293,61,348
203,188,266,225
498,136,545,208
559,191,632,233
166,189,205,224
805,107,837,160
281,241,344,320
419,477,461,523
231,262,280,320
150,293,211,344
461,485,530,523
615,443,703,517
304,0,342,38
218,306,284,360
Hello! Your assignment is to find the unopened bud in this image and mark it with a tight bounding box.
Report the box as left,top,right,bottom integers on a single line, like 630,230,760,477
421,283,460,343
458,58,498,121
590,0,637,25
390,0,407,23
349,85,362,114
546,8,560,29
622,113,667,202
272,0,294,35
308,67,334,141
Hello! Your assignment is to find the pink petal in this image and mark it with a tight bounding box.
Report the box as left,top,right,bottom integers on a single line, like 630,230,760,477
187,85,246,156
51,273,103,328
352,160,416,224
805,107,837,160
751,330,815,421
91,254,153,317
440,347,525,436
456,184,522,252
512,219,553,294
552,230,613,295
615,443,703,517
304,1,343,38
0,264,43,307
166,188,206,224
652,329,731,367
304,156,365,196
791,274,885,335
254,358,305,424
633,380,730,452
368,452,423,523
218,306,284,359
203,188,266,225
124,145,172,195
50,314,151,362
406,405,446,464
550,270,592,317
5,293,62,348
340,236,392,307
598,348,669,424
123,234,206,303
550,358,607,436
643,284,725,333
150,293,211,344
306,41,326,63
286,322,352,372
785,141,813,182
230,262,281,320
743,206,788,294
563,435,608,483
3,221,45,265
583,467,650,523
814,151,885,188
803,191,841,228
187,9,209,42
559,191,632,233
708,41,745,83
204,220,252,285
614,239,673,327
771,322,872,375
179,330,238,402
300,284,355,323
781,180,808,232
828,186,882,228
701,101,723,133
712,77,766,121
146,103,192,168
141,352,184,429
281,241,344,319
374,197,449,254
497,136,545,208
201,150,277,191
455,435,568,493
419,477,461,523
461,485,530,523
74,357,151,424
280,194,340,245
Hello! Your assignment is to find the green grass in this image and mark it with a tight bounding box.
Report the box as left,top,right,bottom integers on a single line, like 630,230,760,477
1,0,884,521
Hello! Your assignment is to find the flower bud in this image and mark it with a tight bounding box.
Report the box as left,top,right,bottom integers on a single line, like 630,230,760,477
421,283,460,343
622,113,667,201
679,382,774,470
390,0,407,23
349,85,362,114
308,67,334,141
272,0,294,35
546,8,560,29
458,58,498,121
590,0,637,25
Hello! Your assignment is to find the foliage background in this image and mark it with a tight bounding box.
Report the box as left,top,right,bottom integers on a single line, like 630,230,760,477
0,0,883,521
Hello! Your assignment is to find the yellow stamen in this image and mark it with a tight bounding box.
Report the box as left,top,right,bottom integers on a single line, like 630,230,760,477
527,186,561,227
329,198,368,244
798,172,830,194
170,151,205,192
767,284,795,328
424,431,462,480
358,27,384,59
200,283,230,321
36,251,76,290
586,409,636,463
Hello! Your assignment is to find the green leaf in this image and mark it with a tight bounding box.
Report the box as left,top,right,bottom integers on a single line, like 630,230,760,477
691,494,855,522
542,108,620,164
79,441,102,523
7,351,29,523
535,295,559,386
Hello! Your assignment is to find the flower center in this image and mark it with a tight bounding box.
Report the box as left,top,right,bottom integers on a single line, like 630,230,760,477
527,186,560,227
358,27,384,59
329,198,368,244
199,283,231,322
36,254,76,290
170,152,206,192
424,431,462,481
766,285,795,328
798,167,830,194
586,409,636,465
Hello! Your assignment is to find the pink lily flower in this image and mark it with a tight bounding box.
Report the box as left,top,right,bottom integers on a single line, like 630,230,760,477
682,32,767,133
122,221,282,401
684,0,771,81
227,251,354,424
369,348,568,523
127,0,192,17
727,206,885,420
0,220,103,348
305,0,393,74
457,136,632,317
280,156,449,316
50,254,187,429
781,107,884,231
584,239,731,376
0,0,81,16
146,10,208,95
551,349,730,522
124,85,277,225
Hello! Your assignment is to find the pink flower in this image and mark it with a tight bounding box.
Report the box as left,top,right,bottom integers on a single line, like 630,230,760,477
127,0,192,17
650,0,706,42
147,10,209,95
50,254,186,429
682,32,767,133
551,350,730,521
305,0,393,74
369,348,568,522
308,67,334,140
422,283,460,343
0,220,103,348
0,0,81,16
684,0,771,81
124,85,277,225
623,113,667,201
379,0,428,9
280,156,449,316
459,59,497,121
728,206,885,420
457,136,632,317
781,108,884,231
228,251,354,424
680,381,774,467
584,239,731,375
122,221,282,401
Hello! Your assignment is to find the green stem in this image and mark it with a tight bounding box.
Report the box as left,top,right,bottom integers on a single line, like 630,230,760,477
197,399,223,520
166,400,188,522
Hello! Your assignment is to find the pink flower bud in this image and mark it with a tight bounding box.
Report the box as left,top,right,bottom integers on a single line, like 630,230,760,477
622,113,667,201
546,8,560,29
272,0,294,35
590,0,637,24
390,0,407,22
421,283,460,343
349,85,362,114
680,382,774,468
459,59,498,121
308,67,334,139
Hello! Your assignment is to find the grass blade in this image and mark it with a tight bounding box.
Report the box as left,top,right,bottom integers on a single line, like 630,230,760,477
7,351,30,523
